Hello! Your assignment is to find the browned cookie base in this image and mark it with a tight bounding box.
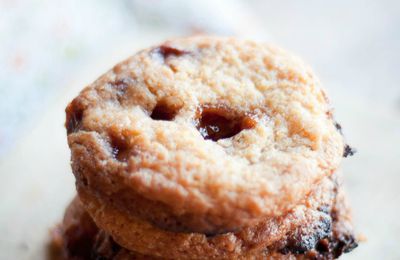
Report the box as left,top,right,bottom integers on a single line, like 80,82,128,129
52,186,356,259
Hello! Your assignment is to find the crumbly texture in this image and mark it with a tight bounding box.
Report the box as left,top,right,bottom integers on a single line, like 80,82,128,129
54,176,357,259
66,36,344,233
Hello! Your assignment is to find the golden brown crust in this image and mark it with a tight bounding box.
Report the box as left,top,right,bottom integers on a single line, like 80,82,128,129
66,36,344,233
78,176,339,259
55,177,357,260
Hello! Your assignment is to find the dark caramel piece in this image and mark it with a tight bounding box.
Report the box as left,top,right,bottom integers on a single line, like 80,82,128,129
108,129,132,162
150,97,183,121
196,106,256,141
156,45,189,60
65,100,84,134
150,102,177,121
343,144,356,158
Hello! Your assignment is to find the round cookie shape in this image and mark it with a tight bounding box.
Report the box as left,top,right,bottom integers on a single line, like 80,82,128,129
66,36,344,234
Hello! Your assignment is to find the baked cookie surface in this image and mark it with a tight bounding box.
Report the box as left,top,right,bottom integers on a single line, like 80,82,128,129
53,176,357,259
66,36,344,233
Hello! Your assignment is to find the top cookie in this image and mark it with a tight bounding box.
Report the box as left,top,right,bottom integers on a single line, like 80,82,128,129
66,36,344,234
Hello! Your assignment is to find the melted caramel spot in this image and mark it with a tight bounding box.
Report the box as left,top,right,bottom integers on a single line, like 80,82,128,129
109,130,131,162
156,45,188,60
151,103,176,121
150,98,182,121
65,99,83,134
196,106,256,141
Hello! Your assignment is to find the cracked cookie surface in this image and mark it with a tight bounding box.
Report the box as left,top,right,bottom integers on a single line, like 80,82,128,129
66,36,344,234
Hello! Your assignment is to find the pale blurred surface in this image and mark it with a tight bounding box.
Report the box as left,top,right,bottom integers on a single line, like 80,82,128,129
0,0,399,259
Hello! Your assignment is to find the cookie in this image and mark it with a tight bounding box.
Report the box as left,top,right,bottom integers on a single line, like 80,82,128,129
54,175,357,259
79,175,355,259
66,36,344,234
50,196,98,260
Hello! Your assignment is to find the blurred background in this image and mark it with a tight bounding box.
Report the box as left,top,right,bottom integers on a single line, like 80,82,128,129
0,0,399,259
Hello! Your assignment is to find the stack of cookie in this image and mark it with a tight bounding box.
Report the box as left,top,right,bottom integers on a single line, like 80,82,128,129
54,36,357,259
